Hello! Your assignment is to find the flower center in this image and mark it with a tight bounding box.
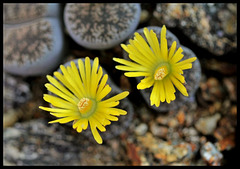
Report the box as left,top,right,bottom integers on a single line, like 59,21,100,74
78,98,93,115
154,65,168,80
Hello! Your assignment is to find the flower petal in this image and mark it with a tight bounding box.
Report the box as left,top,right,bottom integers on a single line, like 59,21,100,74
160,25,168,61
43,94,77,111
170,76,189,97
124,72,150,77
46,75,79,103
96,84,111,101
96,74,108,96
168,41,177,60
45,83,78,105
137,76,154,90
48,116,78,124
89,119,103,144
100,91,129,103
170,47,183,63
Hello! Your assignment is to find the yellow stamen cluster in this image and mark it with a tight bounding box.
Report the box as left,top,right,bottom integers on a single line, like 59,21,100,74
78,98,92,114
154,65,168,80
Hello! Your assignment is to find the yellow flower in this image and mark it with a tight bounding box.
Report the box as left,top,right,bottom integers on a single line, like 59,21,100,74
39,57,129,144
113,25,196,107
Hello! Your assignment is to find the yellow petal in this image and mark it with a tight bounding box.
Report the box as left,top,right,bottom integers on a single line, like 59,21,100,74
170,76,189,97
176,57,197,66
98,107,127,116
124,72,150,77
164,78,176,102
160,25,168,61
143,28,159,60
50,112,72,118
134,32,158,60
105,114,119,121
85,57,91,96
168,41,177,60
89,119,103,144
98,101,120,108
172,71,185,83
96,85,111,101
163,80,171,103
43,94,77,111
170,47,184,63
45,83,78,105
94,112,111,126
115,65,147,72
92,117,106,132
159,80,166,102
90,57,99,97
177,63,193,70
113,57,143,69
150,29,161,57
100,91,129,103
150,81,158,106
48,116,77,124
130,39,157,65
70,61,87,97
96,74,108,96
121,44,131,54
46,75,79,103
39,106,73,113
59,66,83,98
137,76,154,90
127,44,153,67
78,59,86,88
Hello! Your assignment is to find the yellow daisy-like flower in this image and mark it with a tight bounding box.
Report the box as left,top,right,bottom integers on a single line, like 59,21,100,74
113,25,197,107
39,57,129,144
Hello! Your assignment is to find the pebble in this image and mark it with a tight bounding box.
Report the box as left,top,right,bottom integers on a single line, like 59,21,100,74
150,122,168,138
154,3,237,56
223,77,237,101
137,132,197,165
199,76,226,105
195,113,221,135
135,123,148,136
3,72,32,111
4,118,128,165
200,142,223,166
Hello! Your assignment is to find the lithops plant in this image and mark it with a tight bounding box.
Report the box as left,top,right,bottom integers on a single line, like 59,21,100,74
120,26,201,112
64,3,141,49
40,57,134,144
3,3,65,76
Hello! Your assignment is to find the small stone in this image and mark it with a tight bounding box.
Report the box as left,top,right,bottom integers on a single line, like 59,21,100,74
200,142,223,166
3,72,32,111
177,110,185,125
140,9,150,23
150,122,168,138
156,115,169,125
168,118,179,128
215,134,235,151
195,113,221,135
223,77,237,101
154,3,237,56
135,123,148,136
